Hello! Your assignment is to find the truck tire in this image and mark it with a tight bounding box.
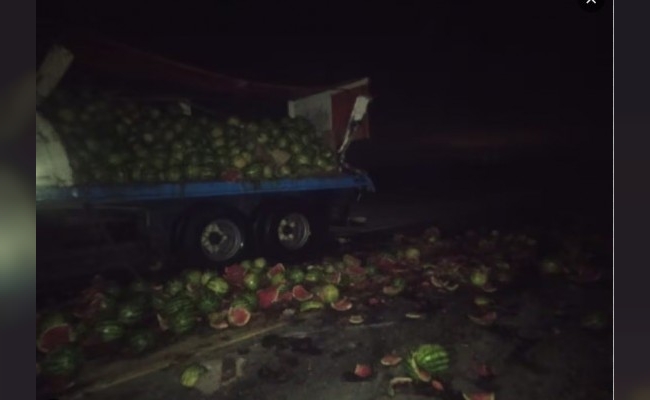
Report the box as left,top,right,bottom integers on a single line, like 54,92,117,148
181,208,251,269
256,203,327,261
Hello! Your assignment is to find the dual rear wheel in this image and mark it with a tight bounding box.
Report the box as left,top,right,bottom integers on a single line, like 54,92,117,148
181,203,326,268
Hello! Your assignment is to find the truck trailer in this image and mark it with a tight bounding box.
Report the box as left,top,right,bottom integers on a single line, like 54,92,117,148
36,39,374,281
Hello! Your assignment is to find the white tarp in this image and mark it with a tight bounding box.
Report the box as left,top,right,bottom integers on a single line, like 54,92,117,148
36,112,74,187
287,91,333,134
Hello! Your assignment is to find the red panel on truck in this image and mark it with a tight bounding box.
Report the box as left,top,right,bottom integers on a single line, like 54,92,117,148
62,36,327,101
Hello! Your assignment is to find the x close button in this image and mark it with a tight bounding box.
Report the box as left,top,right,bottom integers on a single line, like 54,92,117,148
579,0,605,12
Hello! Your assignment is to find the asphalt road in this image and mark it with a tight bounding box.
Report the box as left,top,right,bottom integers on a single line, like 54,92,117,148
79,269,612,400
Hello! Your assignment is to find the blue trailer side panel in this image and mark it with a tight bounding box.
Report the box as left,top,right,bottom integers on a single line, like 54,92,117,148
37,175,375,204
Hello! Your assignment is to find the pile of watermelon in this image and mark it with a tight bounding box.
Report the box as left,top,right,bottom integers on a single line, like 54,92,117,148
39,87,339,186
37,226,607,392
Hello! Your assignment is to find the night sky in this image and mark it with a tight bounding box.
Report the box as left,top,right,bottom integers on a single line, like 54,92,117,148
37,1,612,168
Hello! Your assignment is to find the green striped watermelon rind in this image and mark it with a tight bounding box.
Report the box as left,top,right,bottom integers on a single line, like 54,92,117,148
412,344,450,374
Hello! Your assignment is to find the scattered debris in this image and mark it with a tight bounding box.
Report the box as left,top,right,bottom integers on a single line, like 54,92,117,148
380,354,403,366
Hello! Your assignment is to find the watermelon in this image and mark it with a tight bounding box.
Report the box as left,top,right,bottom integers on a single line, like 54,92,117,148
227,306,252,327
196,291,222,315
380,354,403,366
270,272,287,286
206,277,229,296
331,297,353,311
342,254,361,269
383,277,406,296
365,265,378,276
73,291,117,320
252,257,267,271
240,259,253,271
37,313,75,353
474,296,492,307
412,344,449,374
404,247,421,264
233,292,258,311
405,354,431,382
129,280,149,294
94,321,125,343
291,285,313,301
243,163,263,180
128,330,157,354
165,279,185,296
169,309,198,335
317,284,340,303
325,271,342,285
182,269,203,287
164,295,195,317
223,264,246,286
201,270,217,286
257,286,281,309
117,301,145,326
104,281,123,298
324,263,337,274
375,252,398,270
41,345,83,378
299,300,324,312
354,364,372,378
243,273,261,291
470,268,489,287
180,363,208,387
540,259,561,275
267,263,286,278
288,269,305,284
304,270,323,284
151,293,168,312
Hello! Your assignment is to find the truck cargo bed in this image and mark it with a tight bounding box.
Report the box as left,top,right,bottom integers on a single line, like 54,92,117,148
37,174,374,205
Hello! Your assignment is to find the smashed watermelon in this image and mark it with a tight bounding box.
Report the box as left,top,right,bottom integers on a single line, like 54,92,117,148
257,286,281,309
331,297,353,311
267,263,286,278
299,300,325,312
37,313,75,353
342,254,361,269
224,264,246,287
291,285,313,301
227,306,252,327
325,271,342,285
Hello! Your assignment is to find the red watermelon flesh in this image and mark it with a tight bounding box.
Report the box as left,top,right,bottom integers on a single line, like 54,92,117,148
257,286,281,309
331,298,353,311
73,292,111,320
354,363,372,378
292,285,313,301
345,265,366,279
267,263,286,278
279,291,294,302
224,264,246,287
227,306,251,327
376,254,398,271
37,324,74,353
325,271,342,284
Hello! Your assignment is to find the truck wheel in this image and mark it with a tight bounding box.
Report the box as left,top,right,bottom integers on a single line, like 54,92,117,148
182,209,251,268
257,204,327,260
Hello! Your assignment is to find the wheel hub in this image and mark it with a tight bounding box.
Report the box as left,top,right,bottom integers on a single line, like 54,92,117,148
277,213,311,250
208,232,223,244
200,219,243,261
